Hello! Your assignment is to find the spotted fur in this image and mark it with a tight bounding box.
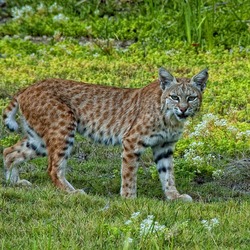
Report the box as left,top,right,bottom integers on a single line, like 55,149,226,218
3,68,208,201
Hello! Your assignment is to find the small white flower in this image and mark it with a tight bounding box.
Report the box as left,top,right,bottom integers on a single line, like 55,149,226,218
131,211,140,219
11,5,34,20
165,49,177,56
227,126,238,133
211,218,219,225
37,3,46,13
147,215,154,220
190,141,204,147
124,220,132,225
214,119,227,127
201,218,219,231
237,130,250,139
53,13,69,22
193,156,203,162
139,215,165,236
203,113,217,121
49,3,63,13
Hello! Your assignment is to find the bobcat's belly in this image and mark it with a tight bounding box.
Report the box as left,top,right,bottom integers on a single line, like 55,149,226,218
143,129,183,147
77,122,123,146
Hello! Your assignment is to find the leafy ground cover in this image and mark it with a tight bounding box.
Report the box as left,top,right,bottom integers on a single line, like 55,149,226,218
0,1,250,249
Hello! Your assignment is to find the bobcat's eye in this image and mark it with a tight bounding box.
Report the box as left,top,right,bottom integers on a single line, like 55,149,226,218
187,96,197,102
170,95,179,101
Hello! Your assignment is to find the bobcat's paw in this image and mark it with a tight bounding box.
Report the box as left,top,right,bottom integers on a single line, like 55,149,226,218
165,190,193,202
177,194,193,202
70,189,87,195
16,179,32,186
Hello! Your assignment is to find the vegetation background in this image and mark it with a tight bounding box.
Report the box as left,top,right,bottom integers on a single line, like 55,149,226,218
0,0,249,249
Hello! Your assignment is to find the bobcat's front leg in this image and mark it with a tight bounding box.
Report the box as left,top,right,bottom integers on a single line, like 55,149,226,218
120,138,141,198
153,145,192,202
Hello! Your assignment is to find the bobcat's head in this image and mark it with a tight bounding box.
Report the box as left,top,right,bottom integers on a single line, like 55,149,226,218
159,67,208,122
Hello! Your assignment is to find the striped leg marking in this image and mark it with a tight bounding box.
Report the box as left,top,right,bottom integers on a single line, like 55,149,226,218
153,145,192,202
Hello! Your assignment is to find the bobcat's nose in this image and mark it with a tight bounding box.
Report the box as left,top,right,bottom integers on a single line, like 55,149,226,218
179,106,188,114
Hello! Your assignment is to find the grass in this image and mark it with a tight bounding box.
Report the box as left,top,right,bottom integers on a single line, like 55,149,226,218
1,187,250,249
0,0,250,249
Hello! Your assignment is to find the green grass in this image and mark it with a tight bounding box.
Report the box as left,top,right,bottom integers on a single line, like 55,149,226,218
1,187,250,249
0,1,250,249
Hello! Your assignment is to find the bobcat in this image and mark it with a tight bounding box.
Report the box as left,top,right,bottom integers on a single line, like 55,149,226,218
3,68,208,201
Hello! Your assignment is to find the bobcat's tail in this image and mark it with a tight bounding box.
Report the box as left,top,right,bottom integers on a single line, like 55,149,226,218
3,98,19,132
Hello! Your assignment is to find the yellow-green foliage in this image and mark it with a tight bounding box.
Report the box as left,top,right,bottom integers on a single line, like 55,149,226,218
0,35,249,178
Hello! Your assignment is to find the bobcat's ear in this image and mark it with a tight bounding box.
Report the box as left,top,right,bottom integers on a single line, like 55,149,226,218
158,67,177,90
191,68,208,92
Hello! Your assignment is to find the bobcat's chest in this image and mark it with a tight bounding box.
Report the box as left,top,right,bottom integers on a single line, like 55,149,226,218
142,127,183,147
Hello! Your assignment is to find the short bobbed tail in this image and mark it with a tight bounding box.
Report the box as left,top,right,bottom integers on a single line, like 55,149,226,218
3,98,19,132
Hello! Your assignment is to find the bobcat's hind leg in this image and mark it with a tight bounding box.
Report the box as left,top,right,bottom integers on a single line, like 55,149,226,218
120,136,144,198
45,118,86,194
3,136,47,186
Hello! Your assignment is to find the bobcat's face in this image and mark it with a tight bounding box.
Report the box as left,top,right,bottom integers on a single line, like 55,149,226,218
159,68,208,122
165,83,201,121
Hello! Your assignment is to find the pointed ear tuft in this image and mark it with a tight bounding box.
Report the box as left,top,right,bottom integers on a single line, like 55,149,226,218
158,67,177,90
191,68,208,92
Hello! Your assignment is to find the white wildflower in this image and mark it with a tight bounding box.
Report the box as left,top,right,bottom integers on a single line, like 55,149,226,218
203,113,217,121
184,149,204,166
124,220,132,225
190,141,204,148
227,126,238,133
165,49,177,56
49,3,63,13
189,113,230,138
30,53,36,58
53,13,69,22
192,156,203,163
11,5,34,20
189,119,209,137
131,211,141,219
139,215,165,236
146,215,154,220
183,148,195,159
201,218,219,231
237,130,250,139
207,154,216,161
214,119,227,127
37,3,46,13
201,220,210,230
211,218,219,225
236,130,250,139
